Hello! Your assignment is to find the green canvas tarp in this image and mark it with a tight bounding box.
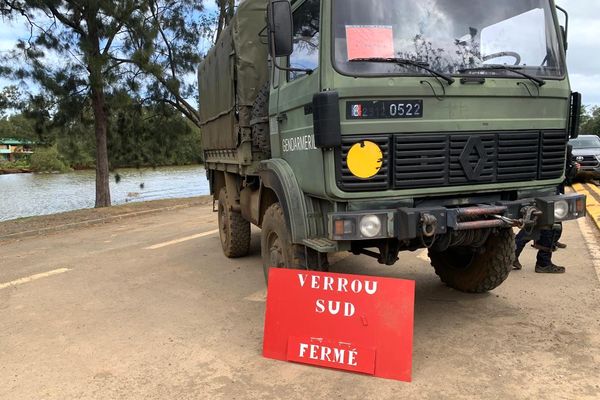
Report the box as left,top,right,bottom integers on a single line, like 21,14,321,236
199,0,269,150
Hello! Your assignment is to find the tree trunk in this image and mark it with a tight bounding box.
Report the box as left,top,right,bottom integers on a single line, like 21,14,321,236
91,84,111,208
86,16,111,208
216,0,226,41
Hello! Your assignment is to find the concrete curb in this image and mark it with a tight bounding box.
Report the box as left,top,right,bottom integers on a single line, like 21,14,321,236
573,183,600,231
0,198,213,241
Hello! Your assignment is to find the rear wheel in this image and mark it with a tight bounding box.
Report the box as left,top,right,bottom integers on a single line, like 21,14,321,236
261,203,327,283
218,188,251,258
428,228,515,293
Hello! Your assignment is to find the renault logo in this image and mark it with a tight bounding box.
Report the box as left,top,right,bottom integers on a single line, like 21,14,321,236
459,137,489,180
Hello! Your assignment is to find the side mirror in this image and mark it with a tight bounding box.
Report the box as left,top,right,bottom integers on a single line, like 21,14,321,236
313,91,341,148
569,92,581,139
267,0,293,58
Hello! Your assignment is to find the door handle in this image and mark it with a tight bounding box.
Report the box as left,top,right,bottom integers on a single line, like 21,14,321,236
277,113,288,123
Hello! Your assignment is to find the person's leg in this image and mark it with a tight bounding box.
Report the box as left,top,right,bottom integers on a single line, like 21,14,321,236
513,229,530,270
535,228,565,273
554,223,566,249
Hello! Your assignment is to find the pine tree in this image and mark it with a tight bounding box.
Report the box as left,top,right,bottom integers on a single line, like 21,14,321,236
1,0,210,207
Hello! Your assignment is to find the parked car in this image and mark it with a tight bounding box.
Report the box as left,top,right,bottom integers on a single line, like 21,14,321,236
570,135,600,177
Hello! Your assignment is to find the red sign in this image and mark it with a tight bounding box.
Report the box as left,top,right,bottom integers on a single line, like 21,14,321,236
263,269,415,382
346,25,395,61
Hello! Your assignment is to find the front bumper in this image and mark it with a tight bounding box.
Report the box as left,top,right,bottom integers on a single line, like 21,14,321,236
329,193,586,241
577,166,600,175
573,156,600,174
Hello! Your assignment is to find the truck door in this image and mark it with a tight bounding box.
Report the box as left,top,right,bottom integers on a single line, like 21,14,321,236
273,0,324,194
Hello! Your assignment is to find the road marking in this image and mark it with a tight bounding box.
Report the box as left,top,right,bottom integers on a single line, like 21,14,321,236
144,229,219,250
0,268,72,290
577,217,600,283
584,182,600,199
573,183,600,230
416,249,430,262
245,289,267,302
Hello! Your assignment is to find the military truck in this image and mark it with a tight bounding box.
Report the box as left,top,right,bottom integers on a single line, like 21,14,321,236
198,0,586,293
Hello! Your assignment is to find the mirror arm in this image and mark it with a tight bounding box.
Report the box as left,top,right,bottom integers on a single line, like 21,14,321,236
269,38,314,75
556,5,569,33
556,5,569,51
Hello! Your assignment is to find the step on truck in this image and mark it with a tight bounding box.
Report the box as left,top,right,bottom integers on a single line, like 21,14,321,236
198,0,586,293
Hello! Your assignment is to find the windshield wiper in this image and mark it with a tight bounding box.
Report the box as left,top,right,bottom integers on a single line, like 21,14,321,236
458,65,546,87
350,57,455,85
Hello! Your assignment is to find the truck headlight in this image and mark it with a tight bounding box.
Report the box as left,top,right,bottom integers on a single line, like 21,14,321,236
359,215,382,238
330,212,392,240
536,194,586,225
553,200,569,220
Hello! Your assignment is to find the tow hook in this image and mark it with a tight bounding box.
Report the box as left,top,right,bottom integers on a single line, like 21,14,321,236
421,214,438,237
491,206,541,229
520,206,542,228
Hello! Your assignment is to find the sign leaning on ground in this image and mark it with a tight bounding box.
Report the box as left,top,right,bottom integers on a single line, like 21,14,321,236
263,269,415,382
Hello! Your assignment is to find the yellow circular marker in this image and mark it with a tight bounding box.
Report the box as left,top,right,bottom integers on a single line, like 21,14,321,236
347,141,383,179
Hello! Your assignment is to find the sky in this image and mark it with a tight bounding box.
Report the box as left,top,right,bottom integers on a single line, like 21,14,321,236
1,0,599,107
555,0,600,106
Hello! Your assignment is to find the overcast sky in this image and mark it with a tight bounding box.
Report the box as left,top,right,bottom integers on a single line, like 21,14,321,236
0,0,599,106
555,0,600,106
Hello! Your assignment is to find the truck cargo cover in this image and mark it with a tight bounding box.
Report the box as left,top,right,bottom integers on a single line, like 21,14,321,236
199,0,269,150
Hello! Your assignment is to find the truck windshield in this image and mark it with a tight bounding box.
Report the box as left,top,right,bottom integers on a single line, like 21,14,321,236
333,0,564,79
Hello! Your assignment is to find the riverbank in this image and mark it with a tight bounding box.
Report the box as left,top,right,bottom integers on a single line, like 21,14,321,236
0,167,32,174
0,196,212,240
0,163,204,175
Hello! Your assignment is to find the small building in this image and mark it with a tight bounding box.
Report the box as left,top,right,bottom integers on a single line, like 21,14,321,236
0,138,34,162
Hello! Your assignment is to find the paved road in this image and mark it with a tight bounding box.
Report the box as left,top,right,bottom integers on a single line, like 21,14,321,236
1,204,600,399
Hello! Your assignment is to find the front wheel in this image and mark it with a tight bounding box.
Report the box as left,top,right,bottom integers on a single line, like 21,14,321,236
261,203,327,283
428,228,516,293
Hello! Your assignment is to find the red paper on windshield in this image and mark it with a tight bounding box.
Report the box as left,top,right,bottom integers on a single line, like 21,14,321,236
346,25,395,60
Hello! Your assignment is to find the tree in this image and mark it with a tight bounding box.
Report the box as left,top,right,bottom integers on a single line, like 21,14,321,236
580,106,600,136
215,0,235,41
0,113,36,141
0,85,22,117
1,0,210,207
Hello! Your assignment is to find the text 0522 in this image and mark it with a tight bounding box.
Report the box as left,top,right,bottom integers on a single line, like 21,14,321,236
347,100,423,120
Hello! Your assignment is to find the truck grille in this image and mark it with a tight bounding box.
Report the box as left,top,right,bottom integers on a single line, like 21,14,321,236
337,131,567,192
339,135,390,191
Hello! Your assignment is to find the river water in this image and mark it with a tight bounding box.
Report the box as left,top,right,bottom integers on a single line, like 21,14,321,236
0,165,210,222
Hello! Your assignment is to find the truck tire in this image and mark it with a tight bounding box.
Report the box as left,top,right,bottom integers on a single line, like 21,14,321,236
261,203,326,283
428,228,515,293
251,83,271,157
218,188,251,258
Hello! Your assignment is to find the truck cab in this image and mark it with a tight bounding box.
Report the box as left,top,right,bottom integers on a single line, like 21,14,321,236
199,0,585,293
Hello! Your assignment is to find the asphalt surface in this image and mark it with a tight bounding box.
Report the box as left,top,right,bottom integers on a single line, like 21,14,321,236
1,204,600,399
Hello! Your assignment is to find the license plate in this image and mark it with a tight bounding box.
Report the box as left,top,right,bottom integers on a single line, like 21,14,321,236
347,100,423,120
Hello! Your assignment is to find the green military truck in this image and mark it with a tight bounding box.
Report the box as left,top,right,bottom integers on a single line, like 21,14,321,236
199,0,586,293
